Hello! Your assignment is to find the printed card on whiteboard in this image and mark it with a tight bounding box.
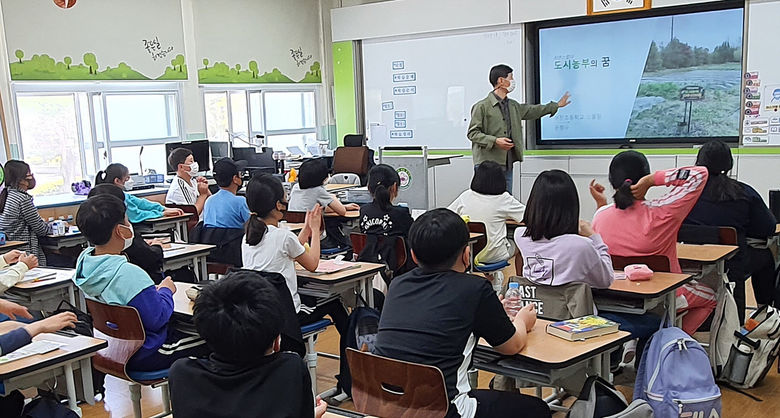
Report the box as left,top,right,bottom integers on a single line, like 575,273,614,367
589,0,651,16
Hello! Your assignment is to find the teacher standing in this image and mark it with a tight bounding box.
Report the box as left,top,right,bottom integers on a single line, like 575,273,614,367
468,64,571,193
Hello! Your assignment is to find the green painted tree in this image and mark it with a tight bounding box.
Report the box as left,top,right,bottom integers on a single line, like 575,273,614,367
83,53,98,74
235,63,241,75
202,58,209,69
173,54,185,72
309,61,321,78
248,60,258,78
14,49,23,63
64,56,72,69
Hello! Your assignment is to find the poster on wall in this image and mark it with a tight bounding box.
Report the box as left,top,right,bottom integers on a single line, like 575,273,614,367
191,0,321,84
742,70,780,145
1,0,188,81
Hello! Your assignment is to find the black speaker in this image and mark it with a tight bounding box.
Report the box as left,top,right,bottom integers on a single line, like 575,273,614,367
770,190,780,221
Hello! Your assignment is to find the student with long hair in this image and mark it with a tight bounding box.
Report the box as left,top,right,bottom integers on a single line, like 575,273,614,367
360,164,413,237
241,174,350,395
95,163,183,223
0,160,53,265
685,140,777,322
589,151,714,335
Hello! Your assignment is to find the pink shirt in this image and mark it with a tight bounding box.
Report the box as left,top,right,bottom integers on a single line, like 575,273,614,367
592,166,709,273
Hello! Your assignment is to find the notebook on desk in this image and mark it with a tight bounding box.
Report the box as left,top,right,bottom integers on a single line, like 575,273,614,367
18,268,59,284
0,340,64,364
314,260,361,275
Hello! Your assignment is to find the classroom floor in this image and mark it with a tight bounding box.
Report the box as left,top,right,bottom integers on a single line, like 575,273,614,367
79,277,779,417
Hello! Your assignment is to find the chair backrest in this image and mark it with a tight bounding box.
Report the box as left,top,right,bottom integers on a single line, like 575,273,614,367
346,348,449,418
283,211,325,233
330,173,362,185
344,134,367,147
350,232,407,268
611,255,671,272
467,222,488,260
514,276,595,321
333,146,370,176
166,204,199,232
678,224,738,246
86,298,146,381
718,226,738,246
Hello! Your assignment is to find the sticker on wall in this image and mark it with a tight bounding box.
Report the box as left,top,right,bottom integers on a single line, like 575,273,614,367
53,0,77,8
396,167,412,190
9,51,186,81
382,102,394,111
198,59,321,83
765,84,780,112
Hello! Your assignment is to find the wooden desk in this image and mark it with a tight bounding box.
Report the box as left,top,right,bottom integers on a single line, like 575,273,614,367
0,322,107,415
0,241,26,254
324,183,358,193
594,271,693,326
40,231,87,251
172,282,197,317
677,242,738,280
36,187,168,221
162,243,215,281
297,262,385,308
136,213,193,242
6,268,83,311
474,319,630,385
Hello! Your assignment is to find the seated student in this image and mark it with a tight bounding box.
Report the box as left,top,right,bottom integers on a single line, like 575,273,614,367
95,163,184,223
0,160,54,265
74,195,209,371
0,250,39,294
241,174,351,396
166,148,211,215
684,140,777,323
589,151,714,335
515,169,659,364
374,209,550,418
87,184,165,283
202,158,250,229
0,300,77,355
448,161,525,276
169,271,327,418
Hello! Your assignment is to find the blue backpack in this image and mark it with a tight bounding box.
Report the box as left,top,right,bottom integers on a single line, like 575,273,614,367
633,322,721,417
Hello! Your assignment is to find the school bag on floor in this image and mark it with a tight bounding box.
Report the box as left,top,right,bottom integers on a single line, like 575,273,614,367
568,376,653,418
343,294,381,397
720,305,780,389
633,321,721,417
707,274,741,378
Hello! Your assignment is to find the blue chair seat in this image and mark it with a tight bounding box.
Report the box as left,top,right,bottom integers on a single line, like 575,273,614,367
474,260,510,273
301,319,333,336
128,368,169,382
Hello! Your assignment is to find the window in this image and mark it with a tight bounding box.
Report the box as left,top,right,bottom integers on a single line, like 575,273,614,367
202,87,319,153
13,83,183,196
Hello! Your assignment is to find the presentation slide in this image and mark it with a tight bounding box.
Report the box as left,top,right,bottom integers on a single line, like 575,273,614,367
538,8,743,142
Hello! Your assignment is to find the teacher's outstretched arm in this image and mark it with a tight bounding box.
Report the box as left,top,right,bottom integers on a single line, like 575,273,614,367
521,91,572,120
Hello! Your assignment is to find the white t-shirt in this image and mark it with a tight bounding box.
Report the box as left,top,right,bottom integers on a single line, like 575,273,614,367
242,225,307,312
448,190,525,263
166,175,199,206
288,184,333,212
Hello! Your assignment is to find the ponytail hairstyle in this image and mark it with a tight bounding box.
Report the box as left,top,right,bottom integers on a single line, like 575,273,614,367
95,163,129,186
367,164,400,211
0,160,31,213
608,151,650,210
696,140,744,202
245,174,286,246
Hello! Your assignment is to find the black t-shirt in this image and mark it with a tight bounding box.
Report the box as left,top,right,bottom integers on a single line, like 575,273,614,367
169,352,313,418
359,202,414,238
374,268,516,415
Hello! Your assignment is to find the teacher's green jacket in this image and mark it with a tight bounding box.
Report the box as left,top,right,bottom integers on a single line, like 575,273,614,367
467,93,559,165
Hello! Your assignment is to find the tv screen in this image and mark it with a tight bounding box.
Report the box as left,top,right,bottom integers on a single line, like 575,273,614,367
536,6,744,144
165,140,211,174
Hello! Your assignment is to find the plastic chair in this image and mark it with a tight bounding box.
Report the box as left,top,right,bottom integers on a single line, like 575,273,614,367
350,233,407,269
284,211,348,258
301,319,333,395
165,204,199,234
86,299,171,418
329,173,361,185
346,348,449,418
468,222,510,291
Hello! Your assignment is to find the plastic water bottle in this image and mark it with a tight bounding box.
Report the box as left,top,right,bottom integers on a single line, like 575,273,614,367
504,282,523,318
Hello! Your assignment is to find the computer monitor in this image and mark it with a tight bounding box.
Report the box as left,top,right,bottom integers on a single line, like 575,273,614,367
232,147,275,170
165,140,211,174
287,146,305,156
210,141,230,161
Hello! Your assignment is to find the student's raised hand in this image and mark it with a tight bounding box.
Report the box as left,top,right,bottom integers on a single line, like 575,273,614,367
19,253,39,270
146,238,166,247
630,175,654,200
158,276,177,294
307,204,323,233
163,208,185,217
495,137,514,151
588,179,608,208
314,396,327,418
24,312,77,337
578,220,594,238
516,304,537,332
558,91,572,108
3,250,22,264
0,299,33,320
197,179,211,195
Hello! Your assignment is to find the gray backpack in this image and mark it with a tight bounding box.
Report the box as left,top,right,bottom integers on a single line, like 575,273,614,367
568,376,654,418
721,305,780,389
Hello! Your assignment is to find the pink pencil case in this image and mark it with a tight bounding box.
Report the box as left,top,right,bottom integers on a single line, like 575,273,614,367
625,264,653,281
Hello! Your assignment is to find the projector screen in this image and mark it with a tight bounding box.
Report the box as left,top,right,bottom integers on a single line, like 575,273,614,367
536,6,744,144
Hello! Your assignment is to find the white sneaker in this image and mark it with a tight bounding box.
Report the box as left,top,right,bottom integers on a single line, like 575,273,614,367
622,339,638,365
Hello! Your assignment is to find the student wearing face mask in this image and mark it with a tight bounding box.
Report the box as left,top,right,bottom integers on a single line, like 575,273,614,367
0,160,54,265
202,158,250,229
74,195,210,371
95,163,184,223
165,148,211,216
467,64,572,193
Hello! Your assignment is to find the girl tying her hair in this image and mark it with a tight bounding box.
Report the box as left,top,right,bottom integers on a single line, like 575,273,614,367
0,160,53,265
95,163,183,223
589,150,714,335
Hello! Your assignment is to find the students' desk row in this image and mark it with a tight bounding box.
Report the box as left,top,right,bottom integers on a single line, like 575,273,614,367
0,321,106,416
163,243,215,281
594,271,693,327
677,243,739,278
473,319,631,390
0,241,26,254
6,268,83,311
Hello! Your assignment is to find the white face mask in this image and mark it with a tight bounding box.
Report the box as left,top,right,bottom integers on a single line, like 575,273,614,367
506,78,516,94
188,162,200,177
123,178,135,191
119,223,134,250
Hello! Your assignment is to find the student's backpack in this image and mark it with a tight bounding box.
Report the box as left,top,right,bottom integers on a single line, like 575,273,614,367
568,376,654,418
707,274,741,378
342,300,381,397
720,305,780,389
634,321,721,417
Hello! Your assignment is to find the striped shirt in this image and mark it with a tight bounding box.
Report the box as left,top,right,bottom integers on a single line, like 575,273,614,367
0,188,52,266
166,176,198,206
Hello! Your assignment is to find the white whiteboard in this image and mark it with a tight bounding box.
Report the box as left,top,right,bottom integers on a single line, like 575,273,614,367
362,29,523,149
